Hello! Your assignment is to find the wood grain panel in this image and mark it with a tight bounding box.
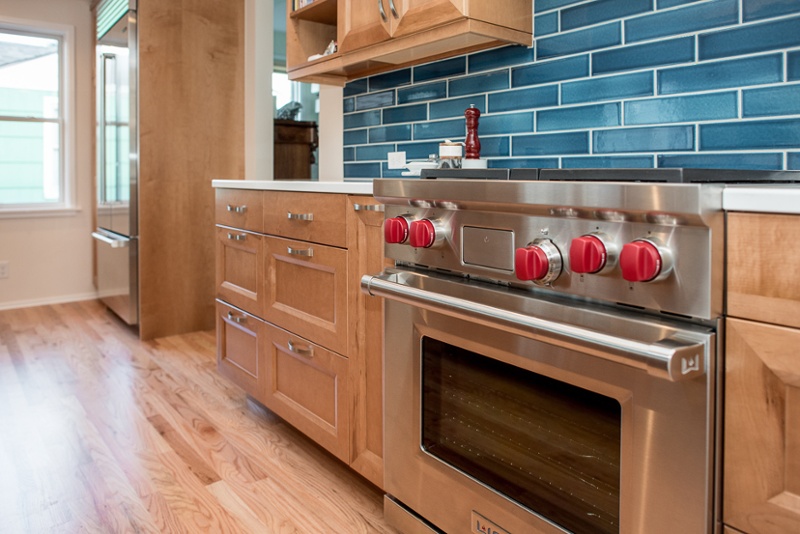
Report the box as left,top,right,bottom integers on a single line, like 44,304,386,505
728,213,800,329
263,191,348,247
215,189,264,232
215,227,263,316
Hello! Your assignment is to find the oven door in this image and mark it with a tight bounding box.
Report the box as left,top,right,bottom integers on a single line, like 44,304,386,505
363,269,717,534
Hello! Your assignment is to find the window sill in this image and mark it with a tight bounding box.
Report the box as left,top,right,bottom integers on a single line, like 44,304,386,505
0,205,83,219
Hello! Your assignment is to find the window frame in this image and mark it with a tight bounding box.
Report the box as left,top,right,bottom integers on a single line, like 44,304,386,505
0,17,77,218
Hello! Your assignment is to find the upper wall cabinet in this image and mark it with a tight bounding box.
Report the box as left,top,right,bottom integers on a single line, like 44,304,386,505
286,0,532,85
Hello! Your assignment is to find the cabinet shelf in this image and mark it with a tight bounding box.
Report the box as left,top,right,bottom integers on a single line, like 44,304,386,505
290,0,337,25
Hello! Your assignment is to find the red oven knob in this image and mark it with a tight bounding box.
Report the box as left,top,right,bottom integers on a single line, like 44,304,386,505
620,239,672,282
409,219,437,248
384,216,410,244
570,235,610,274
515,239,562,284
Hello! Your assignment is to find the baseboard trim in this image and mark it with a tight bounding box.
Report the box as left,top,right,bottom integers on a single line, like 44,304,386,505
0,292,99,312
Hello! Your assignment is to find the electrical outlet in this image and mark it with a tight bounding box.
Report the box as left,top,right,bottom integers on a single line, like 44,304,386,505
387,151,406,169
0,261,8,279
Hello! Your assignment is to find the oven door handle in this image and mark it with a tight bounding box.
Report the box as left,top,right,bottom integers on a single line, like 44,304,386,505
361,273,706,382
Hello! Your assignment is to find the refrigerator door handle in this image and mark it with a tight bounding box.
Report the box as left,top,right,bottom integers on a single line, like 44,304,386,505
92,231,130,248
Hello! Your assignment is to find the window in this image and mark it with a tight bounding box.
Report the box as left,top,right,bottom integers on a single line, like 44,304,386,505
0,20,74,214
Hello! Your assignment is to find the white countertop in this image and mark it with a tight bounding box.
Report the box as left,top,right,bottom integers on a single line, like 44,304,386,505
212,179,372,195
723,185,800,215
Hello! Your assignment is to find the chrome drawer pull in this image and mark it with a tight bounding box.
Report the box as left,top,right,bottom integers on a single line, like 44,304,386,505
227,232,247,241
389,0,398,18
378,0,387,21
287,211,314,221
226,311,246,324
288,340,314,358
353,203,385,212
287,246,313,257
226,204,247,214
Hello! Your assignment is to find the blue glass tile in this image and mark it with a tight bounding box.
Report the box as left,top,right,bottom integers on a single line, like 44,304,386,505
383,104,428,124
450,71,509,97
397,141,441,159
593,37,694,75
381,163,406,178
513,56,590,87
700,119,800,149
743,85,800,117
626,0,738,43
658,55,782,95
789,51,800,81
369,124,412,143
413,119,465,140
535,13,558,37
469,46,536,73
538,103,620,132
343,147,355,162
594,125,694,153
414,57,466,82
536,23,621,60
699,16,800,60
537,0,584,11
490,158,559,169
789,152,800,170
344,129,368,146
479,136,510,157
430,96,486,119
344,78,368,97
343,98,355,114
344,162,381,178
562,156,655,168
356,144,395,161
355,90,395,111
513,132,590,156
658,153,784,170
743,0,800,22
397,81,447,104
562,72,653,104
562,0,651,31
625,93,738,125
343,110,381,130
369,69,411,91
657,0,704,8
489,85,559,113
481,112,534,135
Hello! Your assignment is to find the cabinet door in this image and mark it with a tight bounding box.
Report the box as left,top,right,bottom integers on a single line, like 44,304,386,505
724,318,800,533
216,301,265,399
216,227,263,316
347,196,388,488
390,0,465,38
262,321,350,462
263,235,348,354
339,0,392,53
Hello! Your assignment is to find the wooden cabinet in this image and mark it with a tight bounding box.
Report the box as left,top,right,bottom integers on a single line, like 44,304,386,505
287,0,532,84
274,120,318,180
724,212,800,534
215,188,386,485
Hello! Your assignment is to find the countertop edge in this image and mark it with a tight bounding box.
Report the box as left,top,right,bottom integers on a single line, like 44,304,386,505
723,186,800,215
212,180,373,195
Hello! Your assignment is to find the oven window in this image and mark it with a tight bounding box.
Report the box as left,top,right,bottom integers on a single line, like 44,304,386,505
421,337,621,534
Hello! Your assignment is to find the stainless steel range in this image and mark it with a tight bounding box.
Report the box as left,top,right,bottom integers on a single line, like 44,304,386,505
362,169,794,534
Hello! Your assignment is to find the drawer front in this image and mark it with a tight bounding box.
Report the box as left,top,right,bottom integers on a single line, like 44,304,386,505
216,227,263,316
262,322,349,461
264,191,347,247
263,235,348,354
216,188,263,232
728,213,800,328
216,301,265,398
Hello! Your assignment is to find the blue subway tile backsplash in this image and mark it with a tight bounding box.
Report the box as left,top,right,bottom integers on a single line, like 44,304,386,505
342,0,800,179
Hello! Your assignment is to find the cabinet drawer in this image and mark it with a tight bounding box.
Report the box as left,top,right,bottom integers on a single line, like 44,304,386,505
263,235,348,354
724,318,800,533
216,301,265,399
216,188,263,232
261,322,349,462
728,213,800,328
216,227,263,316
264,191,347,247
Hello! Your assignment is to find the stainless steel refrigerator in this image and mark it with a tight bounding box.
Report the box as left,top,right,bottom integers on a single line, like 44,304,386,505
92,0,138,325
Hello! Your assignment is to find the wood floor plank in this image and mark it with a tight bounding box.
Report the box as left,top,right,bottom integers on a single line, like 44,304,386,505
0,300,396,533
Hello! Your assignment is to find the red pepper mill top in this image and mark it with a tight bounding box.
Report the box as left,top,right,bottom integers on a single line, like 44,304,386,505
465,105,481,159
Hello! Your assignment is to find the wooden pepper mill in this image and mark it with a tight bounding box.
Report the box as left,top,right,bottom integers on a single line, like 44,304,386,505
465,104,481,159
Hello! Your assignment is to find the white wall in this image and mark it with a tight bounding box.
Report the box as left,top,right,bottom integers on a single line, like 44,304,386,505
0,0,96,310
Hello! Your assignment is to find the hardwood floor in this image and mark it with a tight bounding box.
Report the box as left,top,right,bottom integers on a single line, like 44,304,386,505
0,300,397,533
